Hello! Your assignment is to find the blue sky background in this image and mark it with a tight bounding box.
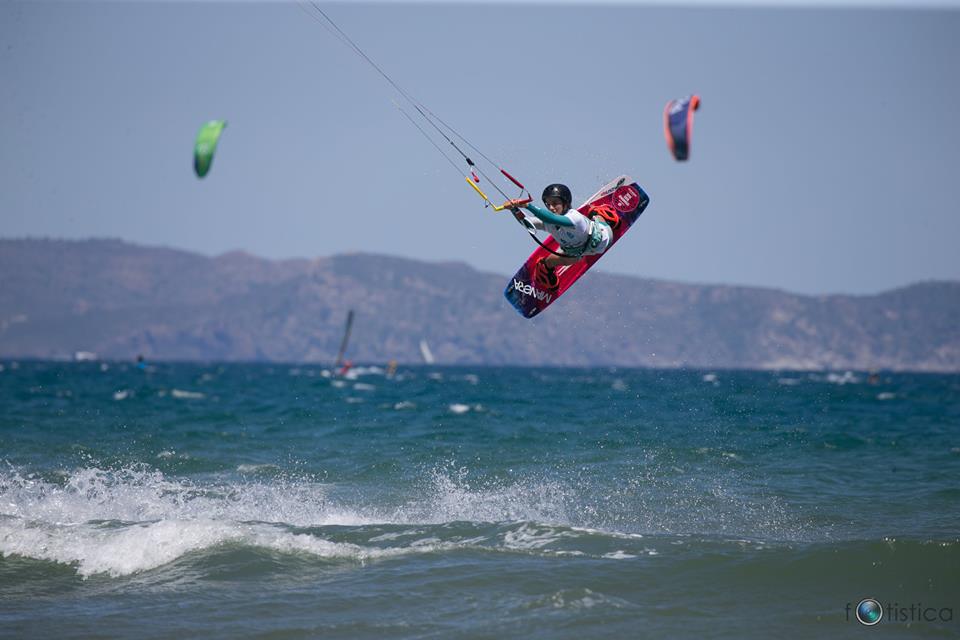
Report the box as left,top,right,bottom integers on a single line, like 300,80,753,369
2,0,959,295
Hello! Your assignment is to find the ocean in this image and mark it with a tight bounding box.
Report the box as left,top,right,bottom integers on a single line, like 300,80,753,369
1,361,957,638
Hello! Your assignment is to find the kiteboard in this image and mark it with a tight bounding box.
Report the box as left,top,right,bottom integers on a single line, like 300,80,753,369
504,176,650,319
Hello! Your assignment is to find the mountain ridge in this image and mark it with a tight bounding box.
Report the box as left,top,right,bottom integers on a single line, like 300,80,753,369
1,237,957,371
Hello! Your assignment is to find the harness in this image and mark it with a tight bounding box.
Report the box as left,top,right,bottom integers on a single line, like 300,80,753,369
559,217,611,258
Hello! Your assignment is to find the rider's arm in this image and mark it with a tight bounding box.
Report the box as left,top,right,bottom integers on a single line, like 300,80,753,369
523,202,574,228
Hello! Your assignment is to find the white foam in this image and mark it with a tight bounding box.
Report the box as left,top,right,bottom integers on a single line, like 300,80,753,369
1,517,233,576
449,403,470,414
171,389,205,400
825,371,860,385
1,464,580,540
503,523,573,550
2,461,769,577
0,467,362,529
0,467,404,577
0,515,419,577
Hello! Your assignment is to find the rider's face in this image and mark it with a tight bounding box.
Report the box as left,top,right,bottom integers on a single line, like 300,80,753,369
544,197,566,214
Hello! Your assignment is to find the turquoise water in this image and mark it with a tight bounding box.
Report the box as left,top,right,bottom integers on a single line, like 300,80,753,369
1,362,958,638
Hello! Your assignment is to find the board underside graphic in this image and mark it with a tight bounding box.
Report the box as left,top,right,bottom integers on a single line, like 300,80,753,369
504,176,650,319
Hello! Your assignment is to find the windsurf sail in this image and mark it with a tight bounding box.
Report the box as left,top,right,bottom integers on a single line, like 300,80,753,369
193,120,227,178
419,339,435,365
664,95,700,162
335,310,354,368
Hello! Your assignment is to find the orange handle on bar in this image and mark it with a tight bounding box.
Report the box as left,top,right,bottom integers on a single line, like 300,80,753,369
492,196,532,212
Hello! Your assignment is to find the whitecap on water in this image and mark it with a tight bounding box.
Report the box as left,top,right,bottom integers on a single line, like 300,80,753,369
171,389,205,400
824,371,860,385
448,403,484,414
503,523,573,550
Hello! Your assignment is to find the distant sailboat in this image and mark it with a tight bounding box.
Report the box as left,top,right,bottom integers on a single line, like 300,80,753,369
419,339,435,364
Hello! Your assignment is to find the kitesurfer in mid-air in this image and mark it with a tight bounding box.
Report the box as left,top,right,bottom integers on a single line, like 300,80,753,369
505,184,613,291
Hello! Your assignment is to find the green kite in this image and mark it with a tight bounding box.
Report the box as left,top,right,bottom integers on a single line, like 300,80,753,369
193,120,227,178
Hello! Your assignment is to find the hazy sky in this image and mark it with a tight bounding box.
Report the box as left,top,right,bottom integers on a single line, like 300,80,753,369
2,1,959,295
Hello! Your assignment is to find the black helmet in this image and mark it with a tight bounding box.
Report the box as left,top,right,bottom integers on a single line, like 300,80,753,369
542,183,572,208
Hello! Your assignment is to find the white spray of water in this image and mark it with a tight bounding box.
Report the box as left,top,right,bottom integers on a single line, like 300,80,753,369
0,464,585,577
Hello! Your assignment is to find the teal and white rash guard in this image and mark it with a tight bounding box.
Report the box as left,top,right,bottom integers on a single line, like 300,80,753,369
522,203,612,257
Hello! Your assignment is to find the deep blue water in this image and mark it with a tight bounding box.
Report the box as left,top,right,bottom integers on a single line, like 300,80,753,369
1,361,958,638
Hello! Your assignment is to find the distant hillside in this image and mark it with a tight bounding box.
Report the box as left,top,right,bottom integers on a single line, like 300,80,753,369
1,238,958,370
